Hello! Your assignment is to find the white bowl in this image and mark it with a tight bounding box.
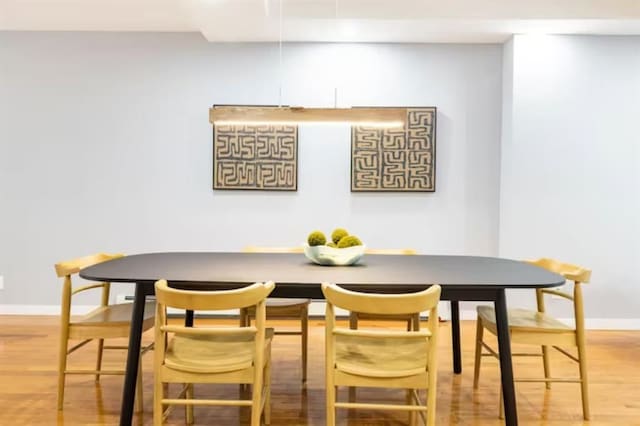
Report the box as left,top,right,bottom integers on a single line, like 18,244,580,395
303,243,366,266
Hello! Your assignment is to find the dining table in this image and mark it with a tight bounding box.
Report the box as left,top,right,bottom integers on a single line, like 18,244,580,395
80,251,565,426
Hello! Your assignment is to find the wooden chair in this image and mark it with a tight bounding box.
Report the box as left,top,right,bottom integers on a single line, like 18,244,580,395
473,258,592,419
241,246,310,384
322,282,442,426
349,248,420,331
55,253,155,411
153,279,275,426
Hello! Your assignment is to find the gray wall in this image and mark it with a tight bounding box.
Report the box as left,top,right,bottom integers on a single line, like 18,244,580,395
0,32,502,307
500,35,640,324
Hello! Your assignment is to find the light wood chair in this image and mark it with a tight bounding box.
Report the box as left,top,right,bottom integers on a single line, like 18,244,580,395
322,282,442,426
473,258,592,420
349,248,420,331
241,246,310,384
153,279,275,426
55,253,155,411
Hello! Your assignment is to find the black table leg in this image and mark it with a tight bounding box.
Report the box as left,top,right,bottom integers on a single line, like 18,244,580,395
185,309,194,327
119,283,151,426
450,300,462,374
495,289,518,426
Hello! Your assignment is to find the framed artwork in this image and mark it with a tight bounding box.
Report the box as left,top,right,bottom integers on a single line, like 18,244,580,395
351,107,436,192
213,122,298,191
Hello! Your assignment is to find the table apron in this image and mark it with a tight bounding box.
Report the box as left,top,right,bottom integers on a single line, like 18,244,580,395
270,285,504,301
136,282,504,302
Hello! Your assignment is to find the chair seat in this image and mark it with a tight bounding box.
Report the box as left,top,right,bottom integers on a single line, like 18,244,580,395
354,312,415,320
477,306,573,333
243,298,310,317
165,328,274,374
73,301,156,328
335,330,430,378
265,298,310,308
68,301,155,340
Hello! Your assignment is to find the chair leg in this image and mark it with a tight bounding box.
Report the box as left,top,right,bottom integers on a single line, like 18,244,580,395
250,394,262,425
240,308,249,327
348,312,358,330
264,352,272,425
153,376,163,426
473,317,484,389
412,313,420,331
406,389,416,426
427,385,437,425
186,384,194,424
542,345,551,389
162,383,169,414
135,360,144,413
577,342,591,420
301,306,308,385
239,309,251,393
251,361,264,426
56,332,70,410
326,385,336,426
95,338,105,383
348,386,356,404
347,311,358,401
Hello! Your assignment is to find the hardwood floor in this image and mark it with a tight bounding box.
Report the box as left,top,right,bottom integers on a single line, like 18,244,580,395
1,315,639,425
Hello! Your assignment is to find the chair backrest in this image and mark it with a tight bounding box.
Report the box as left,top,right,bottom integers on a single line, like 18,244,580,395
527,258,591,284
55,253,124,278
527,258,591,331
54,253,124,316
154,279,275,311
242,246,303,254
322,282,440,316
154,280,275,374
364,248,417,255
322,282,441,378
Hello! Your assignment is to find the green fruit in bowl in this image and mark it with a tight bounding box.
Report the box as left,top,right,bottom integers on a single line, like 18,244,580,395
307,231,327,246
337,235,362,248
331,228,349,244
326,242,337,248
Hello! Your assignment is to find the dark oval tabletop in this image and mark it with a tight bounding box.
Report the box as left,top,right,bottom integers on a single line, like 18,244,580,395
80,252,564,297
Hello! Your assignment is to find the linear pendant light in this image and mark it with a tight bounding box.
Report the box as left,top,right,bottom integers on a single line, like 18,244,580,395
209,106,407,128
209,2,406,128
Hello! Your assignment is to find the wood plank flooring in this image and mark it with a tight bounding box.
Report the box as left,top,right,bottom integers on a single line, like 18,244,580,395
1,315,639,425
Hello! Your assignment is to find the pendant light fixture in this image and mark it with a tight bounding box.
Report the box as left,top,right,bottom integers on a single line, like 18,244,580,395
209,0,406,128
210,105,407,127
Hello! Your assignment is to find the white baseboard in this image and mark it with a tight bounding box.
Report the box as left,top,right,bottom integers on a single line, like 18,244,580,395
0,304,97,316
561,318,640,330
2,304,639,330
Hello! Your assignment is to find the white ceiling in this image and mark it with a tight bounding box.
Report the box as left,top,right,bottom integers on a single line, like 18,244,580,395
1,0,640,43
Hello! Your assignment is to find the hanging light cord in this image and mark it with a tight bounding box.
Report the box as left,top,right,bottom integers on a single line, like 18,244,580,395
334,0,339,108
278,0,283,107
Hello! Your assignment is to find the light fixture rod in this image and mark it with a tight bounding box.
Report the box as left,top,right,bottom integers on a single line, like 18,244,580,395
210,106,407,127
